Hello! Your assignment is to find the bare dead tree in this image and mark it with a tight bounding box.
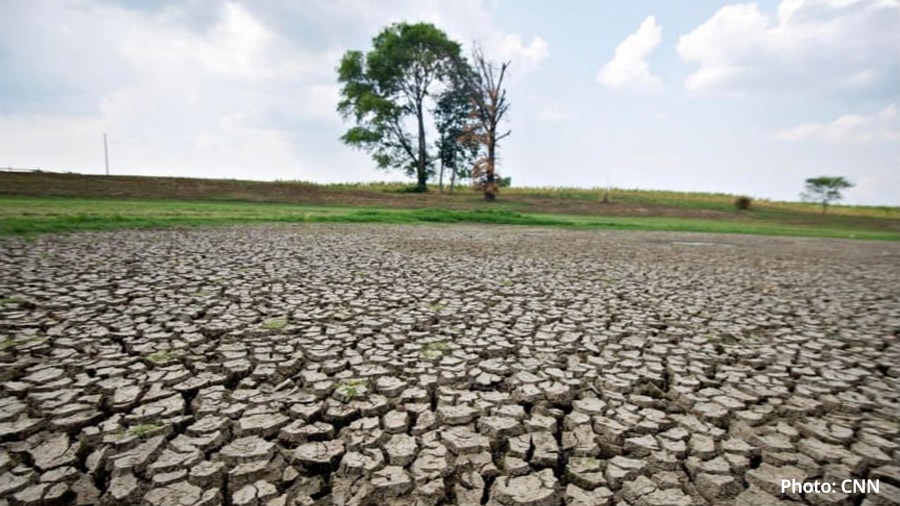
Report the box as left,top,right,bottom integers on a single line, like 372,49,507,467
460,46,510,201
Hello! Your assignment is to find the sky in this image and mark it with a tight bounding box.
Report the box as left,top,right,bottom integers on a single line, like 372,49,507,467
1,0,898,205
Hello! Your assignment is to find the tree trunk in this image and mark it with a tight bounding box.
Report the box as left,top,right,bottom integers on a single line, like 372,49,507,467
415,100,428,192
822,201,827,214
484,171,496,201
450,166,457,194
484,135,497,201
438,155,445,194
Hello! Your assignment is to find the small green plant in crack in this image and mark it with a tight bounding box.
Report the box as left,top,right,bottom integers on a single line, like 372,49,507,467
703,334,737,345
428,303,446,312
336,379,367,401
425,341,449,352
262,318,288,330
0,296,23,304
421,340,449,359
128,423,163,439
147,351,172,363
0,336,42,350
499,279,513,287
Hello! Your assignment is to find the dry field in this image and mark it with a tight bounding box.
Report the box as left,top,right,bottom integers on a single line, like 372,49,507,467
1,224,899,505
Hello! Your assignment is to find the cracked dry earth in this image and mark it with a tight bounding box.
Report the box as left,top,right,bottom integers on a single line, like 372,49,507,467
1,225,899,506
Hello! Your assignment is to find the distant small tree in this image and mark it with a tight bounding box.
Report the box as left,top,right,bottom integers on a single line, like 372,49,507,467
801,176,853,214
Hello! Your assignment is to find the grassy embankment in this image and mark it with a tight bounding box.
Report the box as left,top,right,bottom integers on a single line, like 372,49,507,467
0,172,897,240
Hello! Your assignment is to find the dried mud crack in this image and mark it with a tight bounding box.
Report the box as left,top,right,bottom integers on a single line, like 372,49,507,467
1,224,898,505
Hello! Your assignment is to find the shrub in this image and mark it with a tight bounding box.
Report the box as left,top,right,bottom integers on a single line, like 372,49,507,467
734,196,752,210
391,185,429,193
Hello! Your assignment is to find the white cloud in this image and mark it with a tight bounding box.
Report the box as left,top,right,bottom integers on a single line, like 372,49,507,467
596,16,663,92
494,33,549,66
119,2,312,82
775,103,900,142
677,0,900,92
297,0,548,74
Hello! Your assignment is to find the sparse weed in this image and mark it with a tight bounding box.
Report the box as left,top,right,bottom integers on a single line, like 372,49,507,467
0,335,42,350
262,318,288,330
421,341,449,359
336,379,368,401
129,423,163,438
424,341,449,352
703,334,737,345
147,351,172,363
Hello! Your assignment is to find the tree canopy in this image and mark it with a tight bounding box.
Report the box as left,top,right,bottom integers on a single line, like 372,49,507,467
337,23,462,192
802,176,853,214
434,81,479,193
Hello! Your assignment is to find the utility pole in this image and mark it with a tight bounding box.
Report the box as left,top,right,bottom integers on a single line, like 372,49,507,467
103,133,109,176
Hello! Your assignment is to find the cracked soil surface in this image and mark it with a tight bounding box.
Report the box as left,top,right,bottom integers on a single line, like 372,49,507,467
1,224,899,505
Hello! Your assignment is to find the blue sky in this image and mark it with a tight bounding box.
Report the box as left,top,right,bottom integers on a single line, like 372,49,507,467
1,0,898,205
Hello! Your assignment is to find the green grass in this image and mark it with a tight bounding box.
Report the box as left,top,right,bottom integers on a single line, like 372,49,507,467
421,340,450,359
335,379,367,401
703,334,738,345
0,196,896,241
146,351,172,363
424,341,449,352
128,423,163,438
0,335,43,350
261,318,288,330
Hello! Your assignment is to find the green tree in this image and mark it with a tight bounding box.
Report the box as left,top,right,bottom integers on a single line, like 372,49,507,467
801,176,853,214
434,83,480,193
337,23,462,192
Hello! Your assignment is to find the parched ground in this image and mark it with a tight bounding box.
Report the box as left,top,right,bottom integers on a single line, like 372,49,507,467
1,224,898,506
